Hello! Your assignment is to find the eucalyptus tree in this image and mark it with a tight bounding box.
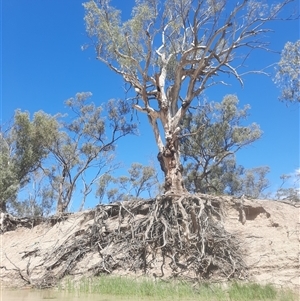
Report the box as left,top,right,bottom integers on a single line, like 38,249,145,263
275,171,300,202
83,0,296,195
11,169,55,217
188,158,270,199
0,132,18,213
48,92,136,213
275,40,300,103
96,162,160,203
0,111,59,213
181,94,262,194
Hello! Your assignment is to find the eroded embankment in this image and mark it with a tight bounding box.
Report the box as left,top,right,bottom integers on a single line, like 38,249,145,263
0,196,299,290
222,198,299,289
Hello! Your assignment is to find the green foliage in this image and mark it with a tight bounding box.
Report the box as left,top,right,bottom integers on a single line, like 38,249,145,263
181,95,266,196
12,111,59,182
48,92,136,213
83,0,296,193
236,166,270,198
1,92,136,215
127,163,159,197
83,0,296,97
275,170,300,202
96,162,160,203
0,111,59,213
0,134,19,212
83,0,157,72
11,170,55,217
275,40,300,103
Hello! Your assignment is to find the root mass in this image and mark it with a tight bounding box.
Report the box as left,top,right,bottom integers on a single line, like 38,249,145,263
1,194,247,288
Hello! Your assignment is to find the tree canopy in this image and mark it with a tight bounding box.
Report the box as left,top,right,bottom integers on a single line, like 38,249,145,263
84,0,296,194
0,111,59,213
275,40,300,103
0,93,136,215
44,92,136,213
180,94,264,195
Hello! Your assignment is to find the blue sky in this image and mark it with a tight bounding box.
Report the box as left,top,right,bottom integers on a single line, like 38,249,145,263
1,0,299,208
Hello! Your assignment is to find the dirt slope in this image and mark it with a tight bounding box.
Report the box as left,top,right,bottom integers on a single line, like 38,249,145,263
222,198,299,289
0,197,299,290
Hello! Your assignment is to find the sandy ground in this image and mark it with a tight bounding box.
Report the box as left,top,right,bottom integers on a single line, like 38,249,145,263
1,197,299,292
222,198,299,291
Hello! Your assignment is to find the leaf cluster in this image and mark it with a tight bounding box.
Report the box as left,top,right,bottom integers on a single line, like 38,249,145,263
275,171,300,202
96,162,160,203
0,112,59,212
47,93,137,213
181,94,264,196
275,40,300,103
1,93,137,215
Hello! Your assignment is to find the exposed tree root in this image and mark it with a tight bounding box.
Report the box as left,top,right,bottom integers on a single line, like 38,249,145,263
1,194,248,288
0,212,70,233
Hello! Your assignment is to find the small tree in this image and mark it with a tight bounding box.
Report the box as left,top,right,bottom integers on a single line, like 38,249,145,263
96,162,160,203
47,92,136,213
275,171,300,202
275,40,300,103
189,158,270,198
0,132,18,212
11,170,55,217
238,166,270,198
181,94,262,194
84,0,296,194
0,111,59,213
